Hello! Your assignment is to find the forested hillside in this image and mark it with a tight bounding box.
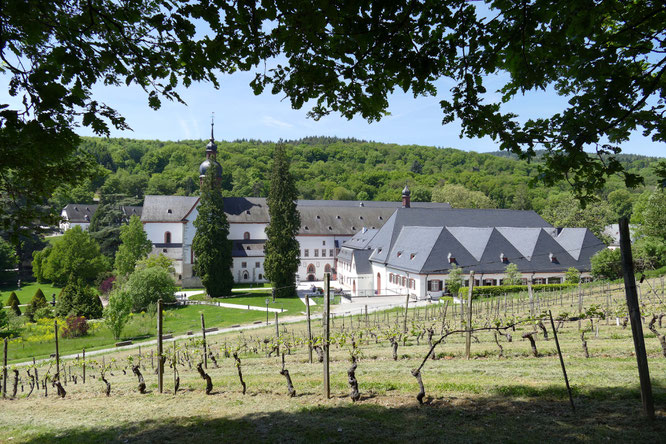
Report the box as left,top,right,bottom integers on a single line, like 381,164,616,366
53,136,663,239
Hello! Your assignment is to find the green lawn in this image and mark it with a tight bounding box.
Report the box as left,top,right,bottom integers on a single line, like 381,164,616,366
6,302,303,364
0,281,63,305
189,291,307,314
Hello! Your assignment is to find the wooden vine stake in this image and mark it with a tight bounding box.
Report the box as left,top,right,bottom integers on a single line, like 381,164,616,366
548,310,574,412
157,298,164,393
465,271,475,360
619,217,654,420
323,272,330,399
2,338,7,398
201,313,207,369
54,319,60,376
305,294,313,364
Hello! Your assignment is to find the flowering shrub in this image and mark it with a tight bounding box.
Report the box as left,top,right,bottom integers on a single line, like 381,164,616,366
61,315,89,338
99,276,116,295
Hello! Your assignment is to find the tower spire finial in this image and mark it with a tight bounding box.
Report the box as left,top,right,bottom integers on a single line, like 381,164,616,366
210,112,215,141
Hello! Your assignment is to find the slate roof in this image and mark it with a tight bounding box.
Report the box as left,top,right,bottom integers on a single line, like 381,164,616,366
338,207,607,275
142,196,451,235
62,204,142,223
62,204,98,223
232,239,266,257
141,196,199,222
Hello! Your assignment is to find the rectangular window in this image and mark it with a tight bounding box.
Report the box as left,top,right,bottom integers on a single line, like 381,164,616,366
241,262,247,268
322,240,326,245
304,249,309,257
329,249,334,257
321,249,326,257
314,249,319,257
255,262,260,268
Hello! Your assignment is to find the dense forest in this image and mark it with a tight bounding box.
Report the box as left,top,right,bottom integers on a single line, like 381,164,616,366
53,136,664,241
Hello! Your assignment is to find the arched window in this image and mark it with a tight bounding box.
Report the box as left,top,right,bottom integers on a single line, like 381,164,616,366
307,264,316,274
324,264,331,273
164,232,171,243
258,273,263,280
243,232,250,240
242,271,249,280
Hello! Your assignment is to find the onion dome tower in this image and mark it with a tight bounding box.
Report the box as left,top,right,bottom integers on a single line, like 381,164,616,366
199,115,223,186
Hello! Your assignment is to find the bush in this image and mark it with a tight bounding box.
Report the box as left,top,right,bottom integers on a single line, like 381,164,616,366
98,275,116,295
123,266,176,312
591,248,623,280
25,289,48,321
61,315,89,338
33,306,54,320
6,291,21,316
459,283,577,298
56,278,104,319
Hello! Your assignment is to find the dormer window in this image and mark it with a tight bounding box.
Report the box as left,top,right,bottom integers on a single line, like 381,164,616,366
378,216,383,220
410,253,416,260
167,209,172,214
500,253,507,263
304,226,309,231
397,251,402,258
336,215,341,219
328,226,332,231
316,215,321,219
448,253,455,264
246,210,251,215
359,216,363,220
549,253,557,263
378,248,382,253
352,226,356,231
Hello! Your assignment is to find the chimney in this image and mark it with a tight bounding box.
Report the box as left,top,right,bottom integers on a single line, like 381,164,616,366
401,184,411,208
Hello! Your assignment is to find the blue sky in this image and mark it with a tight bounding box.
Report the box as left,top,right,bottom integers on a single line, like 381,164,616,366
1,69,664,157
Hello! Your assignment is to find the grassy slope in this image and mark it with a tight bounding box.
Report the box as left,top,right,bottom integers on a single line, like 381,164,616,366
6,302,308,363
0,319,665,443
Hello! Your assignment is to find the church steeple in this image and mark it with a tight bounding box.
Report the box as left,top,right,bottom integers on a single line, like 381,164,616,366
205,113,218,158
199,114,222,186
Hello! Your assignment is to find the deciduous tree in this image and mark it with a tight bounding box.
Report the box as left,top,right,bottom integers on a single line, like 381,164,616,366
114,215,153,278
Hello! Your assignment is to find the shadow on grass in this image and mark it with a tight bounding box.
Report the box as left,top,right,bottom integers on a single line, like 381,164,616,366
19,384,666,444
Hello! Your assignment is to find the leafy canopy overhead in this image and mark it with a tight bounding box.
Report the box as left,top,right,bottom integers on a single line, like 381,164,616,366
2,0,664,214
217,0,666,200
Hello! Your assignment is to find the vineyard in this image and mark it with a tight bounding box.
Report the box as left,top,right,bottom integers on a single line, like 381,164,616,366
1,279,666,442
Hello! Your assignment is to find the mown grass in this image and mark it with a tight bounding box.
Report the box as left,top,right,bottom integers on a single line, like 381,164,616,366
188,291,307,314
0,282,63,305
1,316,665,443
6,303,304,364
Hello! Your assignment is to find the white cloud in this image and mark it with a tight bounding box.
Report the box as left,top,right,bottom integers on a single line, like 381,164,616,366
262,115,294,129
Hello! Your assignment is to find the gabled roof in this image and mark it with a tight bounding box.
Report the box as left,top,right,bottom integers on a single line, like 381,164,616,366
495,227,541,260
359,206,604,275
142,196,451,235
142,196,199,222
447,227,493,261
61,204,98,223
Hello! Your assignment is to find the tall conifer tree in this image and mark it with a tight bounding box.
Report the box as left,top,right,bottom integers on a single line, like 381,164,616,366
265,143,301,298
192,167,233,297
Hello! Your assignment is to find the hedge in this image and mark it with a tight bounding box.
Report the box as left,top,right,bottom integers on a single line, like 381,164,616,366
459,283,577,298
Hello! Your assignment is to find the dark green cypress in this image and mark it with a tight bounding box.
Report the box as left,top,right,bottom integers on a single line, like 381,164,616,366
264,143,301,298
6,291,21,316
192,166,234,297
